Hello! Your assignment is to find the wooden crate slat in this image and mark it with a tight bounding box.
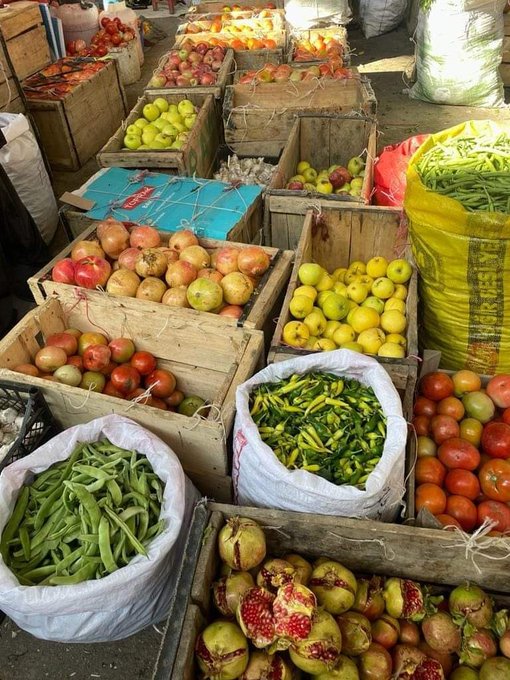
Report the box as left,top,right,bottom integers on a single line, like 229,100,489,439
7,25,50,80
0,1,43,41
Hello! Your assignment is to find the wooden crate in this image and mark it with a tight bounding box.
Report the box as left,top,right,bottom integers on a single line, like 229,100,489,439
155,502,510,679
177,9,285,35
0,42,25,114
25,61,127,171
97,92,220,176
145,48,235,100
28,220,293,340
0,298,266,501
0,1,51,81
268,206,419,380
223,73,376,157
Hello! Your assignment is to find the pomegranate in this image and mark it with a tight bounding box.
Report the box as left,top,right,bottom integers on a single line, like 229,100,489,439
105,269,140,297
336,611,372,655
168,228,199,252
418,642,453,676
272,582,317,647
399,620,421,646
118,247,142,271
499,629,510,657
219,305,244,319
448,584,493,628
162,287,190,307
422,611,460,654
358,641,393,680
165,260,198,287
283,554,313,585
195,620,249,680
256,558,297,591
158,247,179,264
383,578,427,621
71,239,104,261
198,268,224,284
215,246,240,274
352,576,385,621
411,658,446,680
237,246,271,278
46,332,78,357
135,248,168,278
75,256,112,289
309,560,358,614
213,572,255,617
314,654,360,679
130,224,161,249
98,221,130,259
136,277,167,302
236,586,276,648
479,656,510,679
35,346,67,373
220,272,254,305
239,650,292,680
186,278,223,312
371,613,400,649
392,644,427,677
180,244,211,270
218,517,266,571
288,609,342,675
460,628,497,668
449,668,480,680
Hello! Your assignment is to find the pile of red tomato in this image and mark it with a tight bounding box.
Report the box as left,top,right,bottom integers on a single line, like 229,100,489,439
412,369,510,534
67,17,136,58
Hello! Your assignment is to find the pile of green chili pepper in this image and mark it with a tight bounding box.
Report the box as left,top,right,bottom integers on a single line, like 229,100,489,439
416,133,510,213
0,439,165,586
249,372,386,489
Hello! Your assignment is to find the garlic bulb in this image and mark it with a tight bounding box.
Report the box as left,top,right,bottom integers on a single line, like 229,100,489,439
214,154,277,187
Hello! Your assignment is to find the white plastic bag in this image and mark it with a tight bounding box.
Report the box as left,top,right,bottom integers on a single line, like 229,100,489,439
0,414,200,643
0,113,58,245
233,350,407,522
284,0,351,30
359,0,407,38
410,0,507,107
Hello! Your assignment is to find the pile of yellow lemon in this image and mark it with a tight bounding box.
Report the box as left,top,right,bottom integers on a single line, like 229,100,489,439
282,255,412,357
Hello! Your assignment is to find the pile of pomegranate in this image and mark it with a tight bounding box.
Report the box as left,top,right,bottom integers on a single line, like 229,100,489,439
194,516,510,679
51,222,272,319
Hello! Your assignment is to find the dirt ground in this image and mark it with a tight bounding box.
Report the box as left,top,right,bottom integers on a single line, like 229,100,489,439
1,13,510,680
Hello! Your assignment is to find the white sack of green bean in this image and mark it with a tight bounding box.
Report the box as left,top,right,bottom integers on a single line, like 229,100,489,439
232,349,407,521
0,414,199,643
404,120,510,375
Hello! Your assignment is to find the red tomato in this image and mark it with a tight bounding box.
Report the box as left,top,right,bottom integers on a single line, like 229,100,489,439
445,495,478,532
412,415,431,437
437,396,465,422
413,396,437,418
430,414,460,445
479,459,510,502
103,380,125,399
415,457,447,487
95,45,108,57
437,437,480,470
106,22,118,35
502,407,510,425
145,368,177,398
415,483,447,515
452,369,482,397
444,469,480,500
419,372,454,401
435,514,463,531
130,351,157,376
100,16,111,28
110,364,141,394
110,32,122,46
481,421,510,459
477,500,510,533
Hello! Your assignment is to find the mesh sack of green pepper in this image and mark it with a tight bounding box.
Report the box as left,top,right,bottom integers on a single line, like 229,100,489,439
233,349,407,521
0,414,199,643
405,119,510,374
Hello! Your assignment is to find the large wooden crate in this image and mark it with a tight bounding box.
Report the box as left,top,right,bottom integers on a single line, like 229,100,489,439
97,92,220,175
28,221,294,342
25,61,127,171
0,299,266,501
0,39,25,114
0,1,51,81
145,48,235,100
155,502,510,679
223,73,376,157
268,206,419,396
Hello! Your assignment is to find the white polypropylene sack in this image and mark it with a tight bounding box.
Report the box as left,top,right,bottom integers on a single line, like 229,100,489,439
359,0,407,38
0,415,200,643
233,350,408,522
0,113,58,245
410,0,507,107
284,0,351,29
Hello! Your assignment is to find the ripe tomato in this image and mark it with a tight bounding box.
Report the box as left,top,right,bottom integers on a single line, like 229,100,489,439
413,396,437,418
459,417,483,447
502,407,510,425
145,368,176,398
106,21,118,35
481,421,510,459
430,414,460,445
419,372,454,401
435,514,463,531
479,459,510,502
110,364,141,394
412,415,430,437
477,499,510,533
130,351,157,376
444,469,480,500
100,16,111,28
110,32,122,46
445,495,478,532
415,483,447,515
437,437,480,470
416,436,437,458
437,396,465,422
103,380,125,399
452,369,481,397
415,457,447,487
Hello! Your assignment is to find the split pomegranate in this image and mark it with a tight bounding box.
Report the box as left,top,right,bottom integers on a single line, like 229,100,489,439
236,586,276,648
239,650,292,680
448,583,493,628
288,609,342,675
383,578,427,622
218,516,266,570
460,628,497,668
283,554,313,585
256,558,296,591
195,620,249,680
213,571,255,617
352,576,385,621
272,582,317,647
336,611,372,655
309,560,358,614
135,248,168,278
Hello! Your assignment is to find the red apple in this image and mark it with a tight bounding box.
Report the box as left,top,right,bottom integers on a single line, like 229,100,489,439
329,166,352,189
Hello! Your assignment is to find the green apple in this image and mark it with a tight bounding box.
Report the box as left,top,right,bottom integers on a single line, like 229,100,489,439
177,132,189,142
371,277,395,300
335,183,350,194
303,182,317,191
184,113,197,130
143,124,158,135
154,133,171,147
289,295,314,319
168,103,179,114
316,179,333,194
333,281,347,296
126,124,141,137
321,293,350,321
298,263,324,287
297,160,310,174
294,285,317,302
142,129,158,145
171,139,185,149
386,258,413,284
177,98,195,116
323,320,341,340
123,134,142,150
304,310,327,337
350,177,364,190
166,111,183,125
134,117,149,130
302,167,318,183
143,103,160,122
153,97,169,113
316,290,334,308
341,341,364,353
162,123,179,138
152,118,167,131
138,144,150,150
316,273,335,292
172,121,186,133
362,296,385,315
148,140,167,150
347,156,365,176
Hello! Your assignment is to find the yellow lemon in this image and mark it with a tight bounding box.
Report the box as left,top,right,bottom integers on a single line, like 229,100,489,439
384,297,406,314
378,342,405,358
380,310,407,334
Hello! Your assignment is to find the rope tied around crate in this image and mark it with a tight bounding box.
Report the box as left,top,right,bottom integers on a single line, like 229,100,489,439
125,384,157,411
443,518,510,574
327,532,397,561
65,383,95,410
183,403,227,442
63,289,110,338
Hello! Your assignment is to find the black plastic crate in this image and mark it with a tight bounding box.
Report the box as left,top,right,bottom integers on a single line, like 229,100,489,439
0,380,59,473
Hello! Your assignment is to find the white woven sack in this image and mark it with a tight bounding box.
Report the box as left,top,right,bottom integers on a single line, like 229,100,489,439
233,350,407,522
0,414,200,642
359,0,407,38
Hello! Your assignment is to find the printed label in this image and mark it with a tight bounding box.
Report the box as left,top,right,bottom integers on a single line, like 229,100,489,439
121,186,155,210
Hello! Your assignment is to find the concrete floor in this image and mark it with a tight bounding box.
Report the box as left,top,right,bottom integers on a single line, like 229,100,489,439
2,15,510,680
